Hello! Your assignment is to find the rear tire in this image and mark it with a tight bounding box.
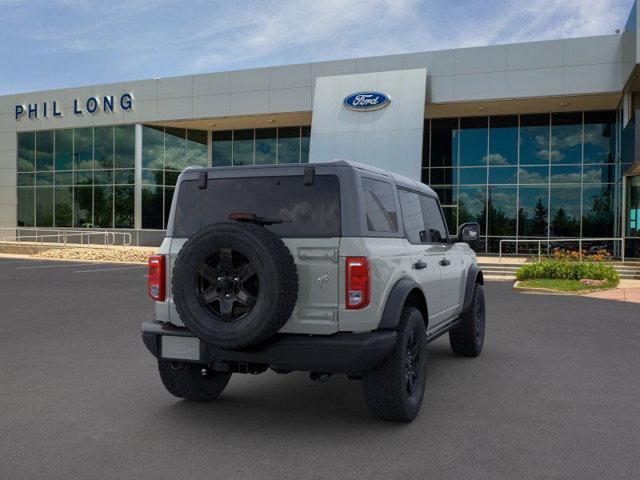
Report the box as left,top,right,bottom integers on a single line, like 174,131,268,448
362,307,427,422
449,283,485,357
158,360,231,401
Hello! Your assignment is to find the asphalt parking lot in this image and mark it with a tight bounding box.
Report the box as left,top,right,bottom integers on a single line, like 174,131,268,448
1,258,639,480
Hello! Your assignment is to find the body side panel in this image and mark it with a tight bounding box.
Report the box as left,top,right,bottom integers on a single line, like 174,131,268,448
337,237,414,333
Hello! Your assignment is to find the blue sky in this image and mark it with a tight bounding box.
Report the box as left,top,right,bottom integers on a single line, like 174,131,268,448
0,0,635,95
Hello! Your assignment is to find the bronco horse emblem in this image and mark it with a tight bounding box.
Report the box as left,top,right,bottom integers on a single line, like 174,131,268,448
315,271,331,289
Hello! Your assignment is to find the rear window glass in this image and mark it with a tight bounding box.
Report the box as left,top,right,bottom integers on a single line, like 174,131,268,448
173,175,341,238
361,177,398,233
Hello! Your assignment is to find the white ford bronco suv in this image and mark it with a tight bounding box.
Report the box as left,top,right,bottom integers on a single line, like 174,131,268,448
142,160,485,422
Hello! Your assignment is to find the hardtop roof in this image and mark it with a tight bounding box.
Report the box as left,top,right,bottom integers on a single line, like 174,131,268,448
185,159,436,197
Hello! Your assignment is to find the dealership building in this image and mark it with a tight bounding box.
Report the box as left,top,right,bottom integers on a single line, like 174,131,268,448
2,4,640,256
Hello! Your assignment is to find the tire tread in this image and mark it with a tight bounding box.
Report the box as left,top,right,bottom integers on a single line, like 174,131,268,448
158,360,231,401
449,283,484,357
362,307,426,422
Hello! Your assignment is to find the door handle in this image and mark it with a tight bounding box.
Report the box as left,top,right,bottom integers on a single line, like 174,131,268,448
439,258,451,266
413,260,428,270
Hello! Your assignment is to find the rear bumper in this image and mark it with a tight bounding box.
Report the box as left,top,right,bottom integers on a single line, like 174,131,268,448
141,320,396,375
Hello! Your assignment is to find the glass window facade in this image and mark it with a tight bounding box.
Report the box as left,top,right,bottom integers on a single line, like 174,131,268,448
14,112,624,250
212,126,310,167
424,111,620,253
17,123,310,231
17,125,135,228
141,126,208,229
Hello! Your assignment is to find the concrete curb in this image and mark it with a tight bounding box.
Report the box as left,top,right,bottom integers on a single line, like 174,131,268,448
512,281,567,295
0,253,146,266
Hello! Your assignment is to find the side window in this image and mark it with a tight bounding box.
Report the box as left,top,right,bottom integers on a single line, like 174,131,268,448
361,177,398,233
398,189,427,244
420,195,449,243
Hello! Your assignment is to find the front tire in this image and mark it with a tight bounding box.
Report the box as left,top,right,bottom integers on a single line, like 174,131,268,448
362,307,427,422
158,360,231,401
449,283,485,357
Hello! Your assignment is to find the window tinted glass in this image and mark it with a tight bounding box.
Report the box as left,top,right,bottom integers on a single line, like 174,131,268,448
551,113,582,165
420,195,448,242
488,115,517,166
142,126,164,169
255,128,277,165
399,190,426,244
278,127,300,164
165,128,187,171
186,129,208,167
36,130,54,171
361,177,398,233
142,185,163,229
55,129,73,171
115,124,135,169
518,186,548,236
18,132,35,172
94,126,113,170
584,111,615,164
430,118,457,167
174,175,340,238
17,188,34,226
459,117,487,166
35,187,53,227
114,185,134,228
301,126,310,163
74,128,93,170
520,114,549,165
488,186,516,236
233,129,254,166
212,131,232,167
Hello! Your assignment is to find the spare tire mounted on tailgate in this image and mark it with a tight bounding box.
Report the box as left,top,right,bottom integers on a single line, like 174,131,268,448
172,222,299,348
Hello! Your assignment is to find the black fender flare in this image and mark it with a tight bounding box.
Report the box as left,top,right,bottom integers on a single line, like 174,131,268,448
378,278,427,330
461,264,484,314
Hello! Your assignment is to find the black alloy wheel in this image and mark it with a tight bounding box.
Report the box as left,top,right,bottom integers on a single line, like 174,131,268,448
405,329,421,397
195,248,259,322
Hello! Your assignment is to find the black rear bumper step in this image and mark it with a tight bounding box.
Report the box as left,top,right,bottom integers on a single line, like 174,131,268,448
141,320,397,375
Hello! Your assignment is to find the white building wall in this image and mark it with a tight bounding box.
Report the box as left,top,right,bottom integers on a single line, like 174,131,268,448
0,96,16,229
309,69,426,179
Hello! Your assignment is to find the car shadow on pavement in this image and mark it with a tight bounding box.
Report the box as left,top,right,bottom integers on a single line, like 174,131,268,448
153,340,461,431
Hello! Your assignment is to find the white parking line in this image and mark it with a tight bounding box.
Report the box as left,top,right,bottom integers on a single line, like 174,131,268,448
16,263,92,270
74,266,146,273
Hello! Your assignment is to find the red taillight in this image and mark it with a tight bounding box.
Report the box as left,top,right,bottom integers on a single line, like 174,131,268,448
148,255,166,301
345,257,369,309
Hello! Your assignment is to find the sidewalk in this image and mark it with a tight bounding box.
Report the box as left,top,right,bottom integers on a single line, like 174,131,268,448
582,279,640,304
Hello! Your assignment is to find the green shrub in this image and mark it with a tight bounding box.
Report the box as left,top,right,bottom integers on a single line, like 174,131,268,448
515,260,619,285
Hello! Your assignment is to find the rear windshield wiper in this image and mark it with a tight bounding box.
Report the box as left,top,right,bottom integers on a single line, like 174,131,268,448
229,212,284,226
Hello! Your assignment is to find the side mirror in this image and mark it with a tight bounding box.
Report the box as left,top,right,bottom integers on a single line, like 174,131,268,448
457,222,480,244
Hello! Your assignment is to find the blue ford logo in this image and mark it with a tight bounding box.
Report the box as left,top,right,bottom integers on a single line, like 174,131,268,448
343,91,390,111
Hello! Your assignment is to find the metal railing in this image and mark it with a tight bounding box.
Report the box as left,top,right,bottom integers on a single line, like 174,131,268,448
498,238,625,262
0,228,132,248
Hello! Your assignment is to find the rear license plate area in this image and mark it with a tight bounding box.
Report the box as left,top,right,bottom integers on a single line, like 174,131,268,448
161,336,201,361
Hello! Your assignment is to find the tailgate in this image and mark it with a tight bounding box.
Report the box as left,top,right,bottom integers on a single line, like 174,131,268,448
279,238,340,334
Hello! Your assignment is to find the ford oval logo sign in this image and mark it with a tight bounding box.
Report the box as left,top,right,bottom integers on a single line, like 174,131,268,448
343,91,390,111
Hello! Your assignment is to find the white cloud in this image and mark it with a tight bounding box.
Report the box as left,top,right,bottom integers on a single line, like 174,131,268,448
483,153,508,165
2,0,634,92
519,167,547,183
